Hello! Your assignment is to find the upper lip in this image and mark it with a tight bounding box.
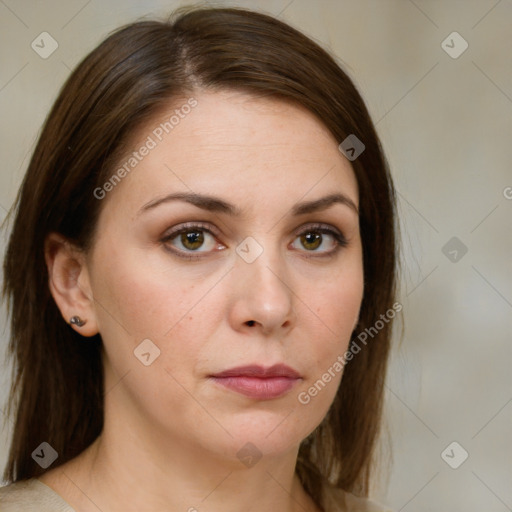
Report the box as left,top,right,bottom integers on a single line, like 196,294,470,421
211,364,301,379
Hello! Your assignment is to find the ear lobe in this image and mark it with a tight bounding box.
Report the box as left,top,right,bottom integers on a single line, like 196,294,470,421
44,232,99,337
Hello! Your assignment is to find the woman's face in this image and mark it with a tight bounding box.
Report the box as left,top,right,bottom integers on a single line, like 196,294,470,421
83,90,363,462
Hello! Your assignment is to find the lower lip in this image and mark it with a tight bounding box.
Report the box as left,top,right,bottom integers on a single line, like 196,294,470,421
211,376,300,400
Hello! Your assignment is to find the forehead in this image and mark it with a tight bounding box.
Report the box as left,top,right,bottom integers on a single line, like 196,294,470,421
101,90,358,215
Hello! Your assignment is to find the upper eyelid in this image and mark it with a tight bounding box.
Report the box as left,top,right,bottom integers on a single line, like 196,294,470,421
164,221,345,236
162,221,220,238
292,222,344,235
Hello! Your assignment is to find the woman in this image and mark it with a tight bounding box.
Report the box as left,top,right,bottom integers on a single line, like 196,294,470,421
0,6,397,512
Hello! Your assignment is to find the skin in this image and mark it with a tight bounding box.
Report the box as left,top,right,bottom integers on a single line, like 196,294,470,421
42,90,364,512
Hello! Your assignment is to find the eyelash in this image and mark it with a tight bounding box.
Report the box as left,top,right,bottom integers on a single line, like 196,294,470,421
160,222,348,261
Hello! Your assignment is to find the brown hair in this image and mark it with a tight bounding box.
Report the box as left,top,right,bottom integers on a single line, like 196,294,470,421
2,6,397,507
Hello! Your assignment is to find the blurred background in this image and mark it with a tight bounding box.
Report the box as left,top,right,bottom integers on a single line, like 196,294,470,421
1,1,511,510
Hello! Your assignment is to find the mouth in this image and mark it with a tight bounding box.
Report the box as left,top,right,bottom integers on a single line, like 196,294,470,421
209,364,302,400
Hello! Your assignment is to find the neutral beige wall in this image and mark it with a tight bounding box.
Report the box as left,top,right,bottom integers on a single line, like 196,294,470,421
1,1,511,510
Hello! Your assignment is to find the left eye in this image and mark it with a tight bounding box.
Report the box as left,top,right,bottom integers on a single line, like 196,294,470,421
290,227,346,254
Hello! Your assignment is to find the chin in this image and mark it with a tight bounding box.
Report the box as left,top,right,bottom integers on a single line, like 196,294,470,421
214,409,319,462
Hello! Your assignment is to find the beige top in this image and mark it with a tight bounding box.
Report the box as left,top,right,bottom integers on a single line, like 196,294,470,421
0,478,394,511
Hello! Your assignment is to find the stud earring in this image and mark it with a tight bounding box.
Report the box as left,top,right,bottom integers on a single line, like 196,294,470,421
70,316,87,327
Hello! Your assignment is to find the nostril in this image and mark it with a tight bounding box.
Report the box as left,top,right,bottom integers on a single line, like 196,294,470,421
246,320,255,327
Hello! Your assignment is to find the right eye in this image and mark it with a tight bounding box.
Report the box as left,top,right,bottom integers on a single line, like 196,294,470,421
161,222,226,259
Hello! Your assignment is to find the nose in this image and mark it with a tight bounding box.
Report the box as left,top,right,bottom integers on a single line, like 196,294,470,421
227,245,296,337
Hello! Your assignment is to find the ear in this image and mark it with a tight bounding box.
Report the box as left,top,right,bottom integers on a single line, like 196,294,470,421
44,232,99,337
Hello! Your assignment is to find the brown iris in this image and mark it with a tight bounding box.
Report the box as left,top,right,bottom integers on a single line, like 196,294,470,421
181,231,204,250
300,232,322,250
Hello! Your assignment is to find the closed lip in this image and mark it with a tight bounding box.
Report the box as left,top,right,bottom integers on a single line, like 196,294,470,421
210,364,302,399
210,364,301,379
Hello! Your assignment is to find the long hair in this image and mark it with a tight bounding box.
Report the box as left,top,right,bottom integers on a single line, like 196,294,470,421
2,6,397,507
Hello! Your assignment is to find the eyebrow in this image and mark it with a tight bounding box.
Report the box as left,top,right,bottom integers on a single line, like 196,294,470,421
291,193,358,216
138,191,358,217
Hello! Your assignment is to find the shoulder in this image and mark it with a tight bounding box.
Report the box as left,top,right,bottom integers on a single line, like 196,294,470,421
322,480,394,512
0,478,75,512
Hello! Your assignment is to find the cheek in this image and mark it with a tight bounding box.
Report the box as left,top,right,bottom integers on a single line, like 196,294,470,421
89,242,224,381
315,281,362,330
90,239,211,339
89,246,221,414
309,263,364,342
295,259,363,406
